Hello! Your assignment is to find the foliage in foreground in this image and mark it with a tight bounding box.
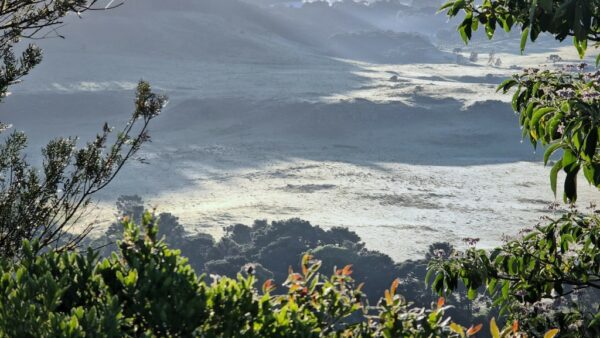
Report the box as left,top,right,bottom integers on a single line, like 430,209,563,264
0,0,165,259
433,2,600,337
0,213,473,337
441,0,599,58
441,0,600,203
89,195,486,327
0,81,164,259
428,212,600,337
498,66,600,203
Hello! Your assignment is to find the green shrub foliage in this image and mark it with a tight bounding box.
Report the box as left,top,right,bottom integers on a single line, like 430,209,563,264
428,212,600,337
431,3,600,337
498,67,600,202
441,0,599,58
0,213,468,337
442,0,600,202
89,195,486,327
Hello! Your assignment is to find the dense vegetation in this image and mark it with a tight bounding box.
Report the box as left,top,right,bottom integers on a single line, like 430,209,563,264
443,0,600,202
89,196,485,325
428,212,600,336
2,214,466,337
428,0,600,336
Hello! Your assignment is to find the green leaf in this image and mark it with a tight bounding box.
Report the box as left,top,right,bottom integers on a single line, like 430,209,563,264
562,148,577,171
574,36,587,59
69,315,79,330
544,143,562,165
525,101,536,120
582,129,598,162
563,164,580,203
471,17,479,31
520,26,530,54
531,81,541,96
432,273,444,294
550,159,563,196
530,107,555,131
125,270,138,286
583,163,594,183
496,78,517,93
424,268,434,286
502,281,510,298
487,278,497,295
438,0,455,13
450,0,466,16
485,18,496,39
467,288,477,300
512,84,522,111
458,14,473,44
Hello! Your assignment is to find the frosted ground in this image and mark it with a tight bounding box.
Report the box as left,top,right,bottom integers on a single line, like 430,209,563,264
2,0,599,260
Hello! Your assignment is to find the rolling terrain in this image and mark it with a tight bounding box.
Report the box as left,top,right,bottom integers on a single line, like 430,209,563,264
2,0,597,260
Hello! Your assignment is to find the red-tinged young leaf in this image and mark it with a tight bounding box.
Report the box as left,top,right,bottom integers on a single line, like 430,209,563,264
390,278,400,295
263,279,274,292
467,323,483,336
437,297,445,310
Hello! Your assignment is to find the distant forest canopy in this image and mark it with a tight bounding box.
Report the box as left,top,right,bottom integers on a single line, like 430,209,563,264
0,214,496,337
88,196,476,316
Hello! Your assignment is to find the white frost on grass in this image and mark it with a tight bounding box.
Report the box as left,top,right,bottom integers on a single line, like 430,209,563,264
322,45,594,107
50,81,139,92
87,157,599,261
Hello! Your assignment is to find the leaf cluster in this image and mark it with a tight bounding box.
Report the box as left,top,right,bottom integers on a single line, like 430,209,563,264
427,213,600,337
441,0,600,59
497,67,600,202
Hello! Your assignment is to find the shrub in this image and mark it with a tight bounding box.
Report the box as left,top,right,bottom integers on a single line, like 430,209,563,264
0,213,467,337
428,212,600,336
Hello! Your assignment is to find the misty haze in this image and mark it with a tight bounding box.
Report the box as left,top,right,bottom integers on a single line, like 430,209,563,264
1,0,599,336
5,0,593,260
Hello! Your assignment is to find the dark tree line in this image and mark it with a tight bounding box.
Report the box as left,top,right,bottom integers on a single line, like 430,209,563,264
90,195,491,327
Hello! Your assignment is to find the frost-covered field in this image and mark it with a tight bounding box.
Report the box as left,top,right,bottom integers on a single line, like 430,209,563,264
2,0,599,260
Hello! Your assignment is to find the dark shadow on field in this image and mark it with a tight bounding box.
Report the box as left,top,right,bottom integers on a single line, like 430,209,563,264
157,96,535,164
0,90,537,196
